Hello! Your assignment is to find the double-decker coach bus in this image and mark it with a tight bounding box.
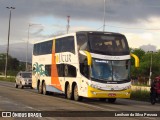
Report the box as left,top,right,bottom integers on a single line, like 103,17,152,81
32,31,139,102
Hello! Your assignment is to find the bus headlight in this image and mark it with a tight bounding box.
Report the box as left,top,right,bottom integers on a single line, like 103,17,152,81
91,91,97,95
124,85,131,90
90,84,98,89
126,92,130,95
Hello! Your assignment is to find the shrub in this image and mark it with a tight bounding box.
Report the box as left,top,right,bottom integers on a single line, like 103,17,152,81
131,90,150,102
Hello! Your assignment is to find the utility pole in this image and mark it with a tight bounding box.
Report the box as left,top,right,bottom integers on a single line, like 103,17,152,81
149,51,153,86
103,0,106,31
67,16,70,34
26,23,42,71
5,7,15,78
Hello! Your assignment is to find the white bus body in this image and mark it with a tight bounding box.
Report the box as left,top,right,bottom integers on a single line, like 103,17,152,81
32,31,139,102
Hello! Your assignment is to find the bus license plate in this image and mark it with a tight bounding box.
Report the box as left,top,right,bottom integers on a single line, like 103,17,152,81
108,93,116,97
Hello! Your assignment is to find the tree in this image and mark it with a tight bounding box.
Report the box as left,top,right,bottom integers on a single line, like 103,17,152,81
130,48,160,85
0,54,6,74
130,48,145,78
0,53,25,75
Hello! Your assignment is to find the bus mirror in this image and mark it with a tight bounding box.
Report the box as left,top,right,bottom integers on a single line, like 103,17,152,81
84,51,92,66
79,50,92,66
131,53,139,67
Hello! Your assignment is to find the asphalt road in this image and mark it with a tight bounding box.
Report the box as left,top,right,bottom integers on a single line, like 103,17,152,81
0,80,159,120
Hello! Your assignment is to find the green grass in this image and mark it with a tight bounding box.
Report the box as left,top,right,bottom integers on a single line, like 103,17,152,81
130,90,150,102
0,76,15,82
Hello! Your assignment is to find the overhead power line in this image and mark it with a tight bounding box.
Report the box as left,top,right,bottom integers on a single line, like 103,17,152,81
97,25,160,31
106,25,160,31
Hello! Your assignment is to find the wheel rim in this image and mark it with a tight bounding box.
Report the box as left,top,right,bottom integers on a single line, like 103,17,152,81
43,83,46,95
38,83,42,93
67,85,71,99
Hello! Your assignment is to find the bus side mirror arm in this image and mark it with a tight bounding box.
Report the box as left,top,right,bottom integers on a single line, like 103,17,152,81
131,53,139,68
79,50,92,66
84,51,92,66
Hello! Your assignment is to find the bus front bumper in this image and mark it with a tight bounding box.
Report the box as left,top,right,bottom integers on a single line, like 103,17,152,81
87,86,131,98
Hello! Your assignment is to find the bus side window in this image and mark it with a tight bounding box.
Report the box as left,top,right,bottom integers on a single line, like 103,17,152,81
66,37,75,54
77,34,88,51
83,59,89,78
64,64,77,77
79,54,89,78
45,65,51,76
56,36,75,54
55,39,62,53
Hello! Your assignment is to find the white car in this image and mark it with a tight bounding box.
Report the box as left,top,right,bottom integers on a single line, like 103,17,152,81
15,71,32,89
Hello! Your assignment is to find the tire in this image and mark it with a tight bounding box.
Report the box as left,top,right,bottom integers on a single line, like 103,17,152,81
66,84,73,100
20,82,23,89
108,98,116,103
15,83,18,88
38,82,43,94
42,82,48,95
99,98,106,102
73,85,82,101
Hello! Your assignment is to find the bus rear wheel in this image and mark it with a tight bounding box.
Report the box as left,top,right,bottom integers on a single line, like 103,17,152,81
66,84,73,100
73,85,82,101
108,98,116,103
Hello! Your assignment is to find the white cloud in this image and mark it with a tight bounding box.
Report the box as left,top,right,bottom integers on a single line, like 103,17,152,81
122,16,160,50
70,26,94,32
125,32,158,49
141,33,153,41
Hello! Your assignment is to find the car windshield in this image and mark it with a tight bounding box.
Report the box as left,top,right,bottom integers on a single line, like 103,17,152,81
91,59,130,81
22,73,31,78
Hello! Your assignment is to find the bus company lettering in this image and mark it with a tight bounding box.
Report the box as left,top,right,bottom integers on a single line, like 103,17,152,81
56,54,71,63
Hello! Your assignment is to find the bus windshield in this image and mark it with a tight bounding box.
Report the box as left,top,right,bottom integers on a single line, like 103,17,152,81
91,59,130,82
88,34,129,55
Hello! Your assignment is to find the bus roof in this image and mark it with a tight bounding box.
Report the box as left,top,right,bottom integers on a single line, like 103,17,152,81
76,31,124,36
33,31,124,44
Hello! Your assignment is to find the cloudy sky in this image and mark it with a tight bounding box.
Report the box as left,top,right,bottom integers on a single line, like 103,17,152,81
1,0,160,51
